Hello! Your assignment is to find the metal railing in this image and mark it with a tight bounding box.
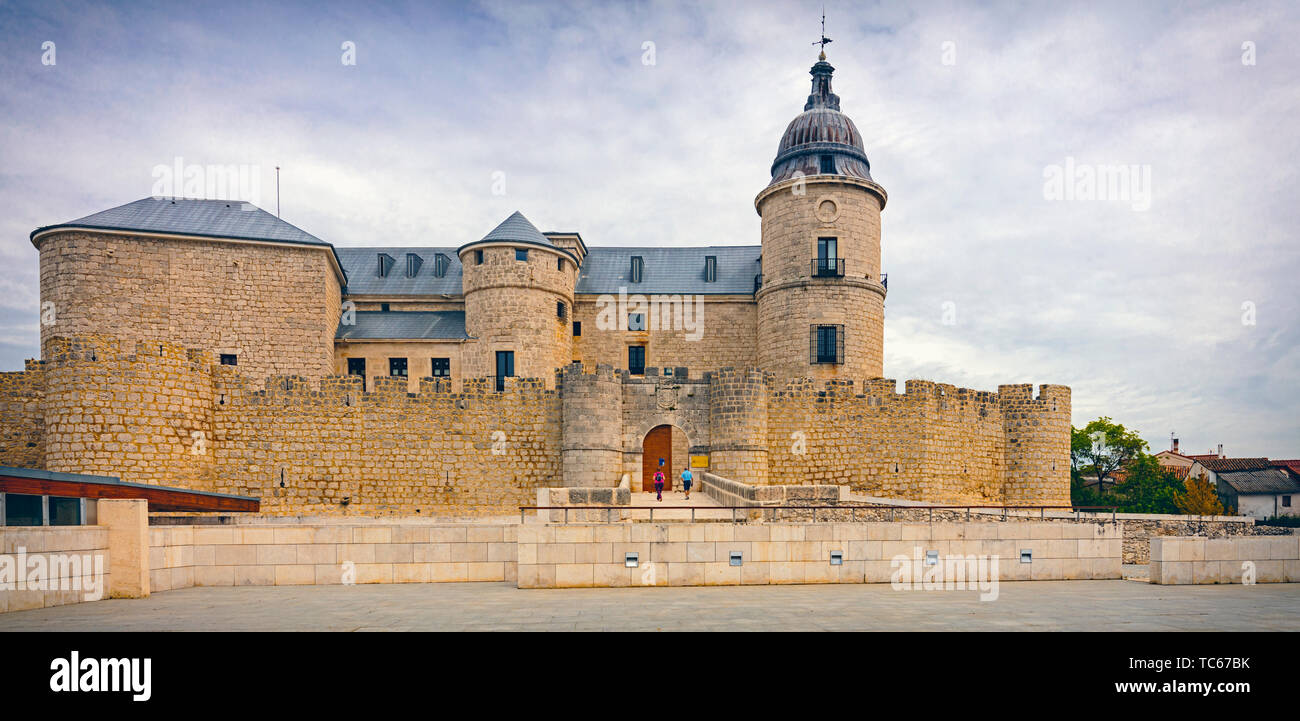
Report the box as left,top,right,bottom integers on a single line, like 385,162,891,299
520,504,1120,524
812,258,846,277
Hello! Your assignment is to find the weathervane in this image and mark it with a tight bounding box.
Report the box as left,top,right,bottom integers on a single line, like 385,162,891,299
813,7,832,59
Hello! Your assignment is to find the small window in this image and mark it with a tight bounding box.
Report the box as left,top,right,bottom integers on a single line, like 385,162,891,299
495,351,514,392
377,252,395,277
434,253,449,278
431,358,450,377
819,154,835,174
628,313,646,331
405,253,422,278
389,357,408,377
220,354,238,366
1284,495,1293,507
557,257,565,271
573,321,582,337
557,301,567,319
705,255,717,283
516,248,528,262
475,249,484,265
381,303,390,312
630,256,643,283
347,358,366,390
811,325,844,364
628,345,646,375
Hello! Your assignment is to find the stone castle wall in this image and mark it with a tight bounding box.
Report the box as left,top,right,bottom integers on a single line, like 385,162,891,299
210,373,561,516
756,178,888,380
41,336,216,487
0,335,1070,512
36,230,342,382
460,244,574,386
762,377,1070,505
570,297,757,372
0,360,46,470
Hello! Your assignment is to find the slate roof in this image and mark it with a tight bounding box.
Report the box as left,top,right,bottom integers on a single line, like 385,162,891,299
336,247,462,296
335,311,468,341
472,211,554,247
1217,468,1300,495
1199,457,1274,472
37,201,763,297
334,244,762,296
577,246,762,295
31,197,329,246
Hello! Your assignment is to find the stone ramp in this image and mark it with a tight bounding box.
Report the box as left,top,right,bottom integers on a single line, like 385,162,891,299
625,491,731,521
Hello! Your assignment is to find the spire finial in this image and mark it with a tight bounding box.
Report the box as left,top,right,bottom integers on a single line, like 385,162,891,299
813,6,832,60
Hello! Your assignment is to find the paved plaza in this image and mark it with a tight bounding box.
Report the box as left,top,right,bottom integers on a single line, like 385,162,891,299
2,579,1297,631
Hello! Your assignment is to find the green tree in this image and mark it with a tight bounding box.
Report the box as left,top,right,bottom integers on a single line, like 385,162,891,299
1114,454,1184,514
1071,417,1148,493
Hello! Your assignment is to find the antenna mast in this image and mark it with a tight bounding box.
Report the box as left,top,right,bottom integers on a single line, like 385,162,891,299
275,166,281,217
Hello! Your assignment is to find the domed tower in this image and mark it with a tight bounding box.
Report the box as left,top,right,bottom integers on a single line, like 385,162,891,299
755,52,888,381
458,211,578,388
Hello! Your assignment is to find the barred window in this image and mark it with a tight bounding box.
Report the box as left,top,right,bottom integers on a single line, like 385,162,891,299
810,325,844,364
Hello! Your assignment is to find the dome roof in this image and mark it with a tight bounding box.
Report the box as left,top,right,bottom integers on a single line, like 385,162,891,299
769,56,873,186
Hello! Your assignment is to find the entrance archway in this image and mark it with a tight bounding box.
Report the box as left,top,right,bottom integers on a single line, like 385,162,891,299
640,424,689,492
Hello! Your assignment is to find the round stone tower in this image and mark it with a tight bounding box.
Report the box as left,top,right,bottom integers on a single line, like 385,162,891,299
458,211,578,387
755,52,888,381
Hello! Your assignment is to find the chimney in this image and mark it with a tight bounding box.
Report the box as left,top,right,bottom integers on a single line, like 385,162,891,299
1172,438,1179,453
1217,443,1223,458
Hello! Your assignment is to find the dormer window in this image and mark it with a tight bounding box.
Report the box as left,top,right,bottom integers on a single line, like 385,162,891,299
819,154,836,174
705,255,717,283
630,256,643,283
434,253,449,278
405,253,422,278
377,252,395,278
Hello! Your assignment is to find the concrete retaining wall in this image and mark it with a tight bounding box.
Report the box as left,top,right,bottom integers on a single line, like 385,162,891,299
517,521,1121,588
150,523,518,589
0,526,110,612
1150,536,1300,584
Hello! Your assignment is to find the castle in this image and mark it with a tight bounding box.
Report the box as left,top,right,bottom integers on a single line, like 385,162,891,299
0,53,1071,514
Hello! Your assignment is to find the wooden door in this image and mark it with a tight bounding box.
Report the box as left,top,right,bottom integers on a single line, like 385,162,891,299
642,425,673,492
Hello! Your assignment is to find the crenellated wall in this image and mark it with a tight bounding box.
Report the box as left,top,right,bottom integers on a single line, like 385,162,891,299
41,336,217,487
1,335,1070,511
210,373,562,515
0,360,46,470
763,376,1069,504
558,363,625,487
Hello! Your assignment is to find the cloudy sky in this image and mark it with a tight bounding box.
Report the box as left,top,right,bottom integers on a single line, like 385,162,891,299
1,0,1296,457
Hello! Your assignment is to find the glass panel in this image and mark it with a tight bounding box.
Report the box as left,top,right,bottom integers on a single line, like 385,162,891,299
49,497,81,526
5,493,43,526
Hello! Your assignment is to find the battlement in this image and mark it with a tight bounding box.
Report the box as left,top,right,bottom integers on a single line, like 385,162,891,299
42,334,214,370
557,362,623,385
